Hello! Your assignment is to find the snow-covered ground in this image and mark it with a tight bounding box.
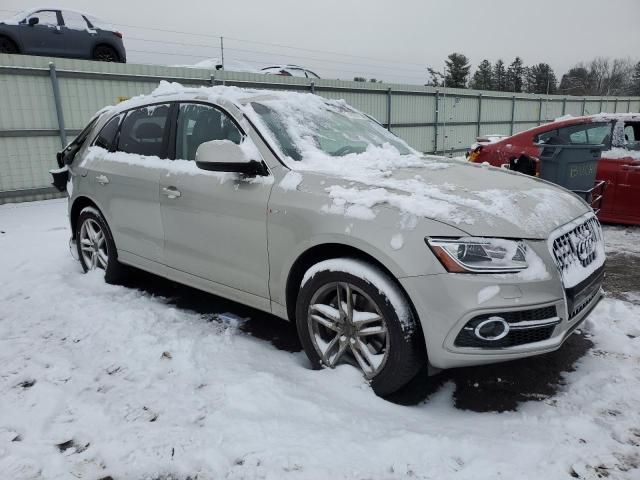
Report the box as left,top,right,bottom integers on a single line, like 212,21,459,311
1,199,639,480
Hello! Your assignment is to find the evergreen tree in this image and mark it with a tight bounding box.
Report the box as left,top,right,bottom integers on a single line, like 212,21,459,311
470,59,493,90
526,63,557,94
425,67,444,87
444,53,471,88
506,57,525,92
559,66,590,95
492,60,507,91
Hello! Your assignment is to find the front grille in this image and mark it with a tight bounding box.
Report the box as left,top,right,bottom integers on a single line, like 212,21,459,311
551,216,603,276
454,306,558,349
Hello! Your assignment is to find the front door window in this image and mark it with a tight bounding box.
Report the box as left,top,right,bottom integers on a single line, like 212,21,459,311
175,103,243,161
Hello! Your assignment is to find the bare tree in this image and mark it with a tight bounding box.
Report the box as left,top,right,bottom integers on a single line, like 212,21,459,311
586,57,635,95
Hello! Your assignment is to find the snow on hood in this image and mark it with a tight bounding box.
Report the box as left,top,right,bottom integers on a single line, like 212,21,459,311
297,148,589,239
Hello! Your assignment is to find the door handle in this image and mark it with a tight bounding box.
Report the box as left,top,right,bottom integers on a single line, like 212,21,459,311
96,174,109,185
162,186,181,198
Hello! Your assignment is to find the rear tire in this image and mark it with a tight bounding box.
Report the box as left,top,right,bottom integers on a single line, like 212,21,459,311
76,207,127,284
0,36,18,54
92,45,119,62
295,258,425,396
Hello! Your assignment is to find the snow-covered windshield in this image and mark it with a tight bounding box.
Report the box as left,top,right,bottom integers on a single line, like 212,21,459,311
5,9,31,23
249,99,412,161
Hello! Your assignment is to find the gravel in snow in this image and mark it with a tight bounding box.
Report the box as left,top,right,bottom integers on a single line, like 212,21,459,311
0,199,639,480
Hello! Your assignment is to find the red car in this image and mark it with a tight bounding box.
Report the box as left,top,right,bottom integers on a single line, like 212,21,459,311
468,114,640,225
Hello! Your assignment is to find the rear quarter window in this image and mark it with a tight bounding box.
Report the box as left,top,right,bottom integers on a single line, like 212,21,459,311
94,114,123,151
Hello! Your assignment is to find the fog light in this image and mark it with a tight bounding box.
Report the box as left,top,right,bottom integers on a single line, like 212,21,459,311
474,317,510,341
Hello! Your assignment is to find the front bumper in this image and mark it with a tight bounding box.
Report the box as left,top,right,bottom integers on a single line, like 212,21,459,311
400,268,603,370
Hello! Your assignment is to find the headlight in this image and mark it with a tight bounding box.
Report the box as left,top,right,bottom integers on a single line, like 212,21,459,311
427,237,528,273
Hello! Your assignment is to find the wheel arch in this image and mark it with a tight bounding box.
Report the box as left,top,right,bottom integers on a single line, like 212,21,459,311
70,196,102,238
284,243,424,342
0,32,21,53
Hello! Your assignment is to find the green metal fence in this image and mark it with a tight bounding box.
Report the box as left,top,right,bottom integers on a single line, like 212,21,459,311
1,53,639,203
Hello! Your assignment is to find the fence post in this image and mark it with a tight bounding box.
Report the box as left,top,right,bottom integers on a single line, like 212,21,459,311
599,98,604,113
629,98,632,112
538,97,543,124
386,87,392,131
310,81,315,94
210,74,216,86
562,97,567,115
477,93,482,138
582,98,586,115
510,95,516,135
48,62,67,147
434,90,439,154
614,98,618,113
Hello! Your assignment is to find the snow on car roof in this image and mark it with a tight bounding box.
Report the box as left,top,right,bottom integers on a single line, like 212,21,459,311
103,82,281,115
552,113,640,123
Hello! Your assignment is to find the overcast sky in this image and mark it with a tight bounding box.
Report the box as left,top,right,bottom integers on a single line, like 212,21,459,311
2,0,639,84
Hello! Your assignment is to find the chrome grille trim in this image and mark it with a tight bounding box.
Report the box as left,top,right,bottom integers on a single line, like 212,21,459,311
547,213,605,288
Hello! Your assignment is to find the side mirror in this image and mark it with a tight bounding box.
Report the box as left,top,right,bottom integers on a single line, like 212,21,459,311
28,17,39,26
195,140,267,176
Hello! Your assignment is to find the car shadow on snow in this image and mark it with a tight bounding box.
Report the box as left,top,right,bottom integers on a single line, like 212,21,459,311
119,268,593,413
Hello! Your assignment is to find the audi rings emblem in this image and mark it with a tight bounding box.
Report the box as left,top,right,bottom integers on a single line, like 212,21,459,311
575,229,596,261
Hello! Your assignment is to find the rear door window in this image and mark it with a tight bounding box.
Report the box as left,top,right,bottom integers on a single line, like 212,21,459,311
117,104,171,158
175,103,243,161
60,11,90,30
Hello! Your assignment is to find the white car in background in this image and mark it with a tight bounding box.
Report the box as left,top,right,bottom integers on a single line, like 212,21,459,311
261,64,320,79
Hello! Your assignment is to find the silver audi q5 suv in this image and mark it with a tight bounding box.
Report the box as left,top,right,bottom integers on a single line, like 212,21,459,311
51,82,605,396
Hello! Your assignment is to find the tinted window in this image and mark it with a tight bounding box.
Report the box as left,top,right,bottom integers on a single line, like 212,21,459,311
29,10,59,27
117,104,171,158
175,103,243,161
94,114,122,151
536,129,558,144
536,123,611,145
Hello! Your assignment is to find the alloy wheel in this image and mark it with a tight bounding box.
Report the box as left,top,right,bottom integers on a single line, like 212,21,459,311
79,218,108,270
307,281,389,378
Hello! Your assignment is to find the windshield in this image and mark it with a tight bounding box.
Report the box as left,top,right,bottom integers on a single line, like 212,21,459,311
249,99,412,161
6,9,31,23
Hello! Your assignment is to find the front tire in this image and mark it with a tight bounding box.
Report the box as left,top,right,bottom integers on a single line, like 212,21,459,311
295,258,425,396
76,207,126,283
